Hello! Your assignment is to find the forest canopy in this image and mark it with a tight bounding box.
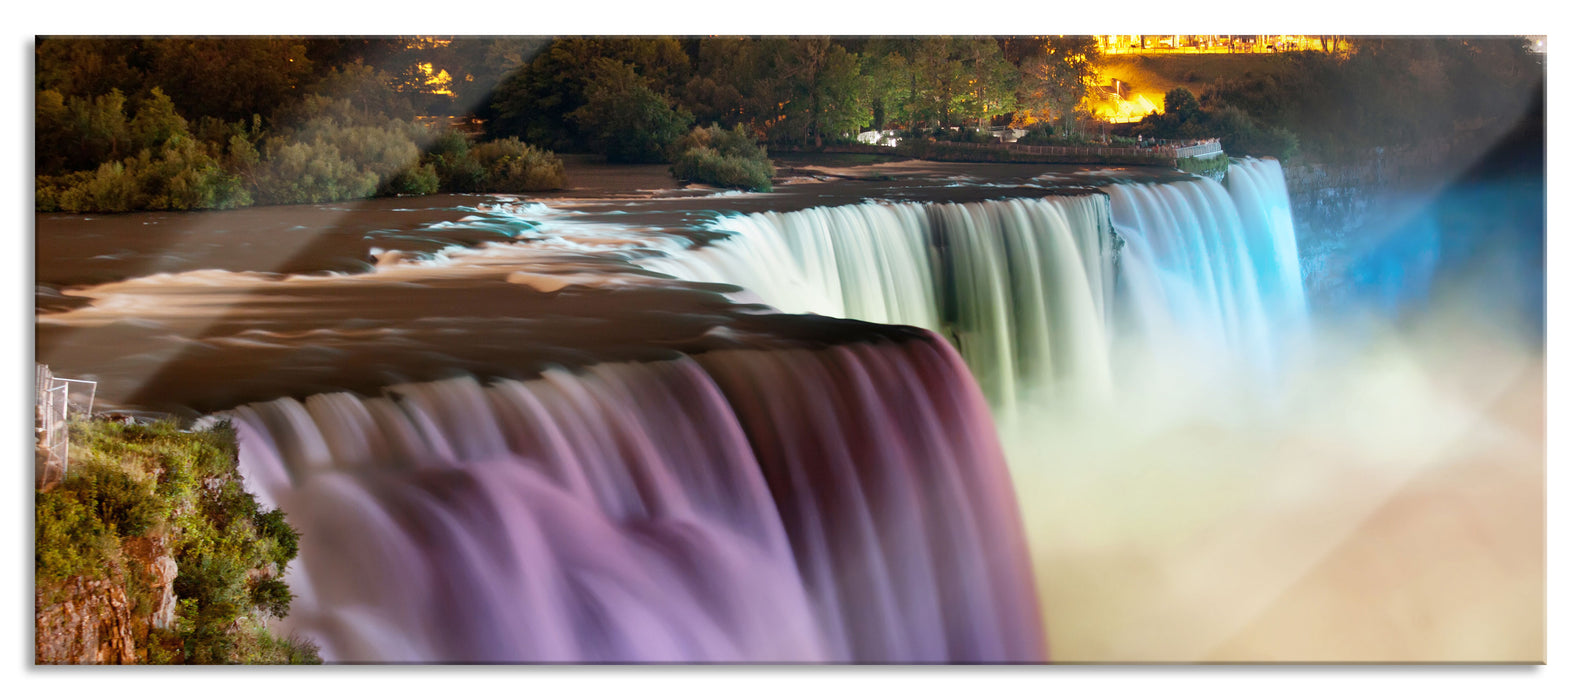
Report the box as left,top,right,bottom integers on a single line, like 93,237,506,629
35,36,1543,212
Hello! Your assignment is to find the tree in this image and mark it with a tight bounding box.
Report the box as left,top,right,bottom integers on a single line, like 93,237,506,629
860,43,916,131
62,90,132,172
488,37,689,150
35,38,146,98
311,59,416,123
960,38,1019,129
1017,36,1100,133
681,37,778,135
912,37,969,129
772,38,870,146
457,38,552,117
1163,86,1200,117
569,59,693,163
143,38,314,123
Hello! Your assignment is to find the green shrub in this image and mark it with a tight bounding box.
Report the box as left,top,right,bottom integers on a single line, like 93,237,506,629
174,554,250,661
463,137,566,192
60,461,159,538
38,141,253,214
36,418,318,664
35,490,115,582
385,162,440,195
943,129,995,144
433,151,486,192
230,627,322,665
253,139,379,204
55,161,141,212
1016,123,1094,146
1164,86,1201,116
671,148,774,192
668,124,774,192
35,174,71,212
489,148,567,191
131,139,253,210
249,577,294,619
1177,152,1231,177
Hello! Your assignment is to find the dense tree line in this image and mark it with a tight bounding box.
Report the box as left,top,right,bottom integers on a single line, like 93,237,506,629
38,36,1105,210
35,37,564,213
487,35,1104,155
37,36,1543,212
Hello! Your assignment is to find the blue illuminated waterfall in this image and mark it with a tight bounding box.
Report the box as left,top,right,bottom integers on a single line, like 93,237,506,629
1107,158,1308,382
644,158,1308,406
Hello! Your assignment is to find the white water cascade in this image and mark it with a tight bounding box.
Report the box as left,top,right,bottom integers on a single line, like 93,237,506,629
641,195,1117,410
1105,158,1308,385
232,333,1044,663
646,158,1308,408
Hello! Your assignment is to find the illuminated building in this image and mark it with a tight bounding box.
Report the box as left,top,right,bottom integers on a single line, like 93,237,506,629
1098,35,1351,55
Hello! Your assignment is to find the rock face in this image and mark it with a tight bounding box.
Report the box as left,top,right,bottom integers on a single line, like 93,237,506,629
123,535,180,632
35,578,137,665
35,536,179,665
1284,160,1398,307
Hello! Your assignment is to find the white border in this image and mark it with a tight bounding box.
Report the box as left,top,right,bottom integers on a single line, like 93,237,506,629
7,4,1573,698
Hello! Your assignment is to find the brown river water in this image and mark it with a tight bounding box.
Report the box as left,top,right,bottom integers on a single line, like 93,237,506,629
34,159,1174,416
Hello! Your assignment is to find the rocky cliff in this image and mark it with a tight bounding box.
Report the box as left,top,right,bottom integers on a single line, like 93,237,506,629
36,578,136,664
35,535,178,665
1284,160,1390,304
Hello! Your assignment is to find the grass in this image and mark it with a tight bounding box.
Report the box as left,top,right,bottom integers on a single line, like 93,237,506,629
1177,153,1232,178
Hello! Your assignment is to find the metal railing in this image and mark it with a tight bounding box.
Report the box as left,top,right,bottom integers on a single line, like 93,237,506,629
929,137,1222,160
35,365,97,481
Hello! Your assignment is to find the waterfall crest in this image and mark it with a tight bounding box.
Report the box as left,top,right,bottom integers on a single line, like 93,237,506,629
640,195,1117,409
233,333,1044,663
647,158,1307,407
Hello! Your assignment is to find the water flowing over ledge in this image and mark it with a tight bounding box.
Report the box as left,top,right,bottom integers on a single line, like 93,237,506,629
41,157,1346,663
642,158,1308,413
230,333,1044,663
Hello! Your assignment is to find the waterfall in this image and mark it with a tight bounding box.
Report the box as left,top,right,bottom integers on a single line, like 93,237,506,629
640,195,1117,410
232,332,1044,663
1105,159,1309,384
216,158,1304,664
645,158,1307,407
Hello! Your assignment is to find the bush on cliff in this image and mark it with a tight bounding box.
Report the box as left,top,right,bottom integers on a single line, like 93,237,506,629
35,418,319,664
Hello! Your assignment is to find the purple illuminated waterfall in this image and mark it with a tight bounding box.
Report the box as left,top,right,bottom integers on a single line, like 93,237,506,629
232,332,1043,663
